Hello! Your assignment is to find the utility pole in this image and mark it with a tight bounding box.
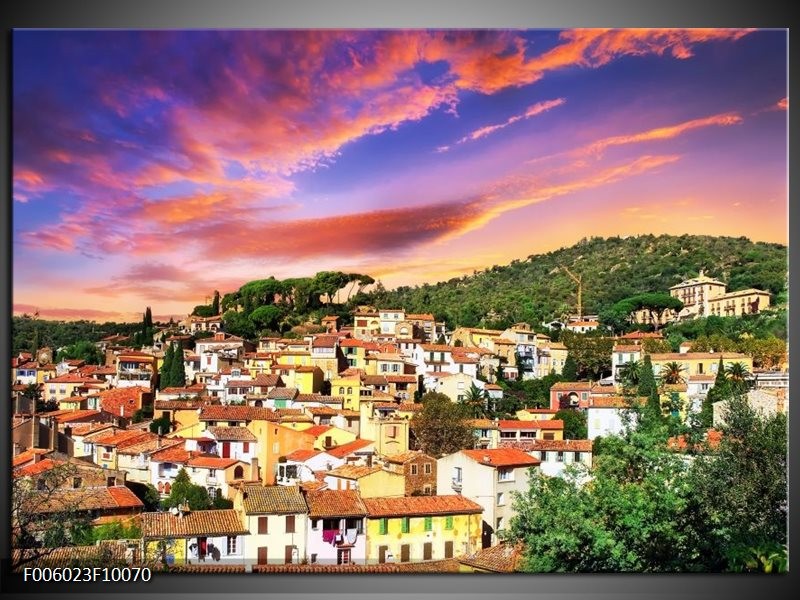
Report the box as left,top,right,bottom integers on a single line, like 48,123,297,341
561,266,582,320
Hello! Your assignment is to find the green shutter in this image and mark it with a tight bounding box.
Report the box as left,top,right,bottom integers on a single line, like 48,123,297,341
379,518,388,535
445,516,454,530
401,517,410,533
424,516,433,531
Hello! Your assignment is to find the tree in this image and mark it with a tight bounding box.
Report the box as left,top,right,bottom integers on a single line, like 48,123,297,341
687,394,787,571
412,392,476,457
659,361,685,385
611,293,684,332
560,332,613,380
163,469,211,510
724,362,751,393
169,341,186,388
460,383,488,418
150,414,172,435
11,462,95,572
159,343,174,390
554,409,587,439
699,358,730,427
637,355,657,398
618,359,641,391
211,290,220,315
561,355,578,381
249,305,283,333
56,340,104,365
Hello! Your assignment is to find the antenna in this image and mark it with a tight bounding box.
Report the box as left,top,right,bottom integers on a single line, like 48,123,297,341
561,266,583,320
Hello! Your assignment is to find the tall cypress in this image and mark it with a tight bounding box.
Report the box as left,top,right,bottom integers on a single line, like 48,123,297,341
160,343,174,390
169,341,186,388
638,354,657,397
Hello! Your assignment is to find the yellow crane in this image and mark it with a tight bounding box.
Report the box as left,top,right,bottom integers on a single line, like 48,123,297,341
561,266,582,320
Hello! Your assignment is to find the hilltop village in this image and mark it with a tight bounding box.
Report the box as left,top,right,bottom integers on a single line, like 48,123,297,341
10,271,788,573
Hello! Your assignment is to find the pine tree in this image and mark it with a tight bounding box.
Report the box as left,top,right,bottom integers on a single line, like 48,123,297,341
169,341,186,388
212,291,220,315
700,357,731,427
160,343,174,390
145,306,153,330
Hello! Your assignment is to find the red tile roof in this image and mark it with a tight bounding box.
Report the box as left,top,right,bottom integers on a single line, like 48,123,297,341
613,345,643,352
141,509,248,539
420,344,454,352
524,439,593,452
187,456,241,469
550,381,595,391
12,448,51,468
305,489,367,518
285,448,321,462
311,335,339,348
199,405,279,422
99,387,145,419
326,464,381,480
460,542,524,573
326,438,374,458
364,494,483,518
589,396,646,408
303,425,333,437
206,426,257,442
461,448,541,468
93,430,151,447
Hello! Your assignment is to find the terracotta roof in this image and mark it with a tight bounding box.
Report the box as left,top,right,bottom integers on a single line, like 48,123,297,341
206,426,257,442
468,419,498,429
326,438,374,458
308,406,337,416
53,410,105,424
567,320,599,327
149,445,191,464
94,430,151,447
406,313,435,321
225,379,255,388
12,448,51,467
303,425,333,438
99,387,145,419
667,428,722,452
461,448,540,468
326,464,381,480
154,399,206,410
382,450,425,464
252,373,281,386
199,405,279,422
239,484,307,515
297,394,343,404
160,385,205,395
285,448,321,462
141,509,248,539
385,374,418,383
525,439,593,452
451,354,479,364
419,344,454,352
44,374,104,384
295,366,319,373
520,408,557,414
460,542,524,573
364,495,482,518
550,381,595,391
311,335,339,348
305,489,367,518
267,387,299,400
497,419,564,430
484,384,502,390
397,403,423,412
613,345,643,352
619,331,664,339
649,352,750,361
27,486,143,514
187,456,241,469
688,375,717,382
12,542,129,570
117,435,175,456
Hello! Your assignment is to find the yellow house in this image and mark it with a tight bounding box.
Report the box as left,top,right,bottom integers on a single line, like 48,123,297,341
359,402,410,456
244,353,276,375
450,327,502,349
340,339,369,370
331,375,363,411
324,465,406,498
658,383,690,421
154,399,205,433
649,352,753,379
93,429,152,470
363,495,483,563
271,364,323,394
43,374,107,404
515,408,558,421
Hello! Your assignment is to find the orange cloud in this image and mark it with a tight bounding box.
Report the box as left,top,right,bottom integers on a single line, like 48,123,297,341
447,98,565,148
777,97,788,110
13,303,140,322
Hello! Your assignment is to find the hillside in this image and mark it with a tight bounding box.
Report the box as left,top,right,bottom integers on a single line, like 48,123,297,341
364,234,787,330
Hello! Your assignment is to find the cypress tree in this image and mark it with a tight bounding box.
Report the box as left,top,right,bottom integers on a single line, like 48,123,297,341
169,341,186,388
160,343,174,390
638,354,657,397
562,355,578,381
211,291,220,315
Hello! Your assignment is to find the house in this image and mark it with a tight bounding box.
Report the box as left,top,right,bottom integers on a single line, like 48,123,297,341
514,408,558,421
309,334,347,381
325,439,377,465
141,507,249,565
648,352,753,379
98,387,153,421
202,426,258,463
116,432,179,484
668,270,728,319
323,464,405,498
148,444,251,500
549,381,599,411
468,419,500,450
436,448,540,548
434,372,480,403
234,484,309,566
359,402,410,456
276,448,339,485
114,351,157,390
43,374,107,405
713,388,788,427
565,320,600,334
497,419,564,444
92,429,153,470
520,439,593,478
299,424,357,452
305,489,367,565
153,399,205,433
586,396,644,440
363,495,483,564
380,451,437,496
612,345,643,382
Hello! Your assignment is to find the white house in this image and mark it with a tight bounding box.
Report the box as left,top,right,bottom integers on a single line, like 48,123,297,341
436,448,540,548
586,396,640,440
611,344,643,382
305,490,367,565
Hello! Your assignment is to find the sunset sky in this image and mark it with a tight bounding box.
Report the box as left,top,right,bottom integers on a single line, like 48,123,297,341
13,29,787,323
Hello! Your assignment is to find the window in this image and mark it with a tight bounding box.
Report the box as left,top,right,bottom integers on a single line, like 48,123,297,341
424,516,433,531
423,485,432,495
401,517,410,533
258,516,269,534
311,519,319,530
497,492,505,506
242,442,250,453
424,463,432,475
445,516,454,530
452,466,462,483
423,542,433,560
496,517,504,531
498,468,513,482
347,387,353,394
337,548,351,565
411,464,418,475
227,536,238,554
543,432,555,441
556,451,565,463
285,515,296,534
310,553,318,564
444,541,454,558
208,487,218,499
379,518,388,535
72,477,82,489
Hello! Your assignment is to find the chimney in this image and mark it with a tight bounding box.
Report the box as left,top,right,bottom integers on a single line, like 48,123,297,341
250,457,259,481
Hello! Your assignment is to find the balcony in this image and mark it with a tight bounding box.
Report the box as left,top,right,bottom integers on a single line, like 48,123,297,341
451,477,463,492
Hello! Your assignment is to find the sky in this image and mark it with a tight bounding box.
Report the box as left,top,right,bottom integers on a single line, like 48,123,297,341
13,29,788,323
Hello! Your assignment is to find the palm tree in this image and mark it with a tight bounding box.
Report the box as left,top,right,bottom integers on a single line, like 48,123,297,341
618,360,641,389
724,362,751,392
461,383,488,419
659,361,685,385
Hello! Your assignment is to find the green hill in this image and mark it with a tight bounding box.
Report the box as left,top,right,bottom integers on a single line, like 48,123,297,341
364,234,787,330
